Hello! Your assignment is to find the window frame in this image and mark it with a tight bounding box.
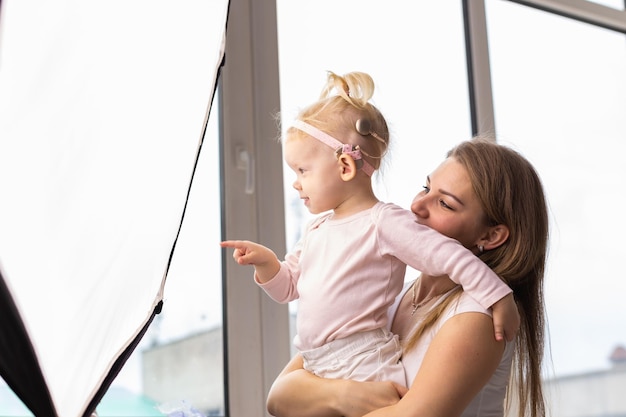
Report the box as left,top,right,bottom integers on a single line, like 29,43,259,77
219,0,290,416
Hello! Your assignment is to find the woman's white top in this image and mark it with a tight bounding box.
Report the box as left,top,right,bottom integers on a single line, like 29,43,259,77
388,280,515,417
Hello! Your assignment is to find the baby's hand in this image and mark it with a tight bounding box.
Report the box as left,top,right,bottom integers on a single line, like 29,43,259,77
220,240,266,265
220,240,280,283
490,293,520,342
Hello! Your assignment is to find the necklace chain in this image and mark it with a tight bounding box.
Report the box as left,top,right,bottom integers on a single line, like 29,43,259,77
411,282,438,316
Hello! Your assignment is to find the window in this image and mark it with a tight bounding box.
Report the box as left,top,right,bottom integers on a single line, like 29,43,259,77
486,0,626,413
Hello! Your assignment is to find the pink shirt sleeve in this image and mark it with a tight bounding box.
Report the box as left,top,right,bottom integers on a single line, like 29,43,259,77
255,222,308,304
375,204,511,309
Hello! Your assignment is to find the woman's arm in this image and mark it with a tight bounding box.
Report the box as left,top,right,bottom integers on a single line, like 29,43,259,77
363,312,505,417
267,354,405,417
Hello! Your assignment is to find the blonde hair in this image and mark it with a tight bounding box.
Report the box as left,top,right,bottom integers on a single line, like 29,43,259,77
405,137,548,417
289,71,390,170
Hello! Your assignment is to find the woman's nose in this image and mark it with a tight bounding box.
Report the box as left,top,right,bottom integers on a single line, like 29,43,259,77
410,195,428,217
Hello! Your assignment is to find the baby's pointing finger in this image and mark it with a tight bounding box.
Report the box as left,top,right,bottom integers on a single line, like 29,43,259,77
220,240,244,250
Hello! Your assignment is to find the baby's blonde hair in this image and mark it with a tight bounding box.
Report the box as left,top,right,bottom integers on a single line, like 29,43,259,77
290,71,390,171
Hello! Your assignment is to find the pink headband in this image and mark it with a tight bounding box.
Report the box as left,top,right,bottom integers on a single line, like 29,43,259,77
291,120,375,176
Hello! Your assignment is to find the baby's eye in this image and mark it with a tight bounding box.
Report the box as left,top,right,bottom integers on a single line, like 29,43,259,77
298,168,305,174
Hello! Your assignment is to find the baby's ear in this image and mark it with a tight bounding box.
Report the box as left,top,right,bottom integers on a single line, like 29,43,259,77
337,153,357,181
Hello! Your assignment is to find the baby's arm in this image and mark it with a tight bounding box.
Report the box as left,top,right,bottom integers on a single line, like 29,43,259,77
220,240,281,283
432,245,519,341
439,249,519,342
379,206,519,340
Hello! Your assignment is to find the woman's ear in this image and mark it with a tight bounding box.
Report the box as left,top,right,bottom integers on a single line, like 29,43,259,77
481,224,510,251
337,154,357,181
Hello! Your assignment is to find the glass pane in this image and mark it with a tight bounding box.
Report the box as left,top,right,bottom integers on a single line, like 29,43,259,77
277,1,471,210
0,378,30,416
107,98,224,416
276,3,473,347
588,0,625,10
486,0,626,412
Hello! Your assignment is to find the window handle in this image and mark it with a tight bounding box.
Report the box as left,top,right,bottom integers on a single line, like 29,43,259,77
236,147,255,195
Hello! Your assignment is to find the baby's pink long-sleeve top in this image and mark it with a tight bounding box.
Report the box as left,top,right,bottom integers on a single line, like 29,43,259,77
258,201,511,351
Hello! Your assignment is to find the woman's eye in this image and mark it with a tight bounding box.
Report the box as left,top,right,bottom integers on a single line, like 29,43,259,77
439,199,452,209
422,185,430,193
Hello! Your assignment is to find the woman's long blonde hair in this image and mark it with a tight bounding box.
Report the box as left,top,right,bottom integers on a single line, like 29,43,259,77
405,137,549,417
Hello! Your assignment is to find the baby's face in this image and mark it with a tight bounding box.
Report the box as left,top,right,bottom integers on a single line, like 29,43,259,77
284,134,344,214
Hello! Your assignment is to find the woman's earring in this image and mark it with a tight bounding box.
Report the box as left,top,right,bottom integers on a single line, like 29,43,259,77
478,245,484,253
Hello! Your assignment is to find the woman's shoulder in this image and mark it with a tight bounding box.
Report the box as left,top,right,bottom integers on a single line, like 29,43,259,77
447,291,493,318
423,291,494,337
401,290,507,392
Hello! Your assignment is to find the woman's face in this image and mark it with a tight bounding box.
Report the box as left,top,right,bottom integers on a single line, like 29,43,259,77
410,157,490,251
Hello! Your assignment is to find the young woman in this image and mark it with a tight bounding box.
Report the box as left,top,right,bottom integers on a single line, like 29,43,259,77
266,138,549,417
